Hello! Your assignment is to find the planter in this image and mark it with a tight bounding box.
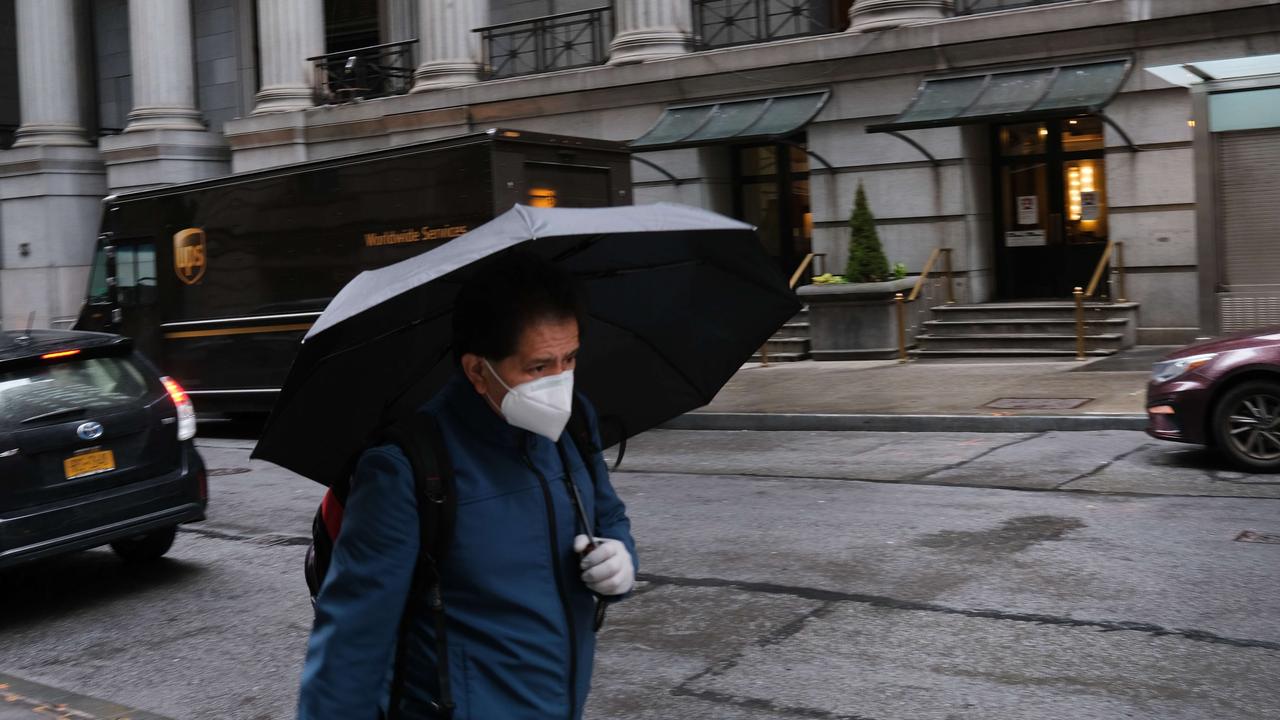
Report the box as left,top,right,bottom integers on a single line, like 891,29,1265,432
797,277,919,360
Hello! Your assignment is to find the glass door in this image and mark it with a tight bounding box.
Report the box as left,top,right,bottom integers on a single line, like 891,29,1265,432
994,117,1108,299
733,140,813,278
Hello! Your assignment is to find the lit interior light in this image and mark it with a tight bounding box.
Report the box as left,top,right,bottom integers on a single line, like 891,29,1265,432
528,187,557,208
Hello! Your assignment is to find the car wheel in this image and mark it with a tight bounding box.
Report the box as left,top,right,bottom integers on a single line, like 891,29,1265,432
1212,381,1280,473
110,525,178,563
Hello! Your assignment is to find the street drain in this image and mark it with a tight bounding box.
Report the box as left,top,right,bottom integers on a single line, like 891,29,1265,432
1235,530,1280,545
207,467,251,476
984,397,1093,410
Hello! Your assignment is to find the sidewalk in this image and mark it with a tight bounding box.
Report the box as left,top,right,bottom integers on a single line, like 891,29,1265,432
666,348,1165,433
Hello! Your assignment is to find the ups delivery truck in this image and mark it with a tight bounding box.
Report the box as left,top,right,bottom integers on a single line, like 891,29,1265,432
74,129,632,415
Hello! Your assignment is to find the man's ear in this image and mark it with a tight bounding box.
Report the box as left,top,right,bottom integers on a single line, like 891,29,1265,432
461,353,488,396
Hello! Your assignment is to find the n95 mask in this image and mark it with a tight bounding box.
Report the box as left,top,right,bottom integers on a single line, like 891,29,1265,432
484,360,574,441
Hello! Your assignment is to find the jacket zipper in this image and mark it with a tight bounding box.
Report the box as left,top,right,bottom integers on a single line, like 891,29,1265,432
521,443,579,720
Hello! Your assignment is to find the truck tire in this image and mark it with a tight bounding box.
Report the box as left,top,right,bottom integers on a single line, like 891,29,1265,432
111,525,178,563
1212,380,1280,473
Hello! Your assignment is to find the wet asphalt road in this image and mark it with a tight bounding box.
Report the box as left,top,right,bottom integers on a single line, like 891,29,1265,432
1,427,1277,719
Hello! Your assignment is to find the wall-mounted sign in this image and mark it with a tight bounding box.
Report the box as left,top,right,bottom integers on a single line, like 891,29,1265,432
1079,191,1100,221
1017,195,1038,226
1005,230,1047,247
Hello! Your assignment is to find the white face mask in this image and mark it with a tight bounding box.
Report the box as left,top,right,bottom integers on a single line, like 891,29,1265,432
483,360,574,441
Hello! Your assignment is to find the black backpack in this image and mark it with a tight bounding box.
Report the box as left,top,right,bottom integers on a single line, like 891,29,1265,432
304,399,605,720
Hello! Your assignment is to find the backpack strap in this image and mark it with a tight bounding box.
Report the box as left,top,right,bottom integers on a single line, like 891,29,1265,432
382,412,455,720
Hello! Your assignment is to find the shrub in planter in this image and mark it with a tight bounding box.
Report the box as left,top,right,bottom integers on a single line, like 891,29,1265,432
845,182,890,284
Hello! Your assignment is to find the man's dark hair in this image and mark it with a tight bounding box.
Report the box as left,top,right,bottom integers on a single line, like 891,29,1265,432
452,250,585,362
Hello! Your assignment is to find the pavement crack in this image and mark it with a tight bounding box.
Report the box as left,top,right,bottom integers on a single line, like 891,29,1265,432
907,431,1048,483
638,573,1280,652
671,687,881,720
1055,442,1155,489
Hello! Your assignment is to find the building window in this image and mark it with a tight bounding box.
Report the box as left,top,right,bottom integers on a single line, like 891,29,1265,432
733,139,813,273
693,0,849,51
325,0,380,52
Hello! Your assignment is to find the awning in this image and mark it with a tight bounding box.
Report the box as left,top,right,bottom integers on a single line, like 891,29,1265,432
1146,52,1280,87
867,59,1131,134
630,91,830,151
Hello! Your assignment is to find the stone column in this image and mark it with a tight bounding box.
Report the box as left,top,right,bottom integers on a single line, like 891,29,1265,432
253,0,325,114
411,0,487,92
124,0,204,131
2,1,106,330
12,0,90,146
609,0,692,65
847,0,952,33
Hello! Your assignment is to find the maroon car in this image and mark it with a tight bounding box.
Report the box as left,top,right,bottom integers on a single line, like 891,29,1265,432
1147,326,1280,472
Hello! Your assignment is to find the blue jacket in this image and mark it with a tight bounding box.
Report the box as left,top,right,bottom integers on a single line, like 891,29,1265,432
298,375,637,720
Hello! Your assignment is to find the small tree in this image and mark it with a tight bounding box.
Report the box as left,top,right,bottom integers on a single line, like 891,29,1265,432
845,182,890,283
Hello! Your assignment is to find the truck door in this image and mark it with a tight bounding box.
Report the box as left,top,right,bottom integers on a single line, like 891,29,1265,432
111,237,162,361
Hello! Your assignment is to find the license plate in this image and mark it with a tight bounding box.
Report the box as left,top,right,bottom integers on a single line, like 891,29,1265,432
64,449,115,479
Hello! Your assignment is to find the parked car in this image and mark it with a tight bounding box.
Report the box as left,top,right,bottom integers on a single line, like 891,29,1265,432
1147,326,1280,472
0,329,206,569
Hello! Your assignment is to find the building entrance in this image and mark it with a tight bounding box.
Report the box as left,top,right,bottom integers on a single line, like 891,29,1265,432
994,117,1109,299
732,140,813,276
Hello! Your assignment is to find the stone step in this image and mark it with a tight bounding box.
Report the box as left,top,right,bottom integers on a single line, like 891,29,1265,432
749,351,809,363
760,337,811,354
912,348,1117,359
932,302,1137,322
916,332,1125,352
921,318,1129,336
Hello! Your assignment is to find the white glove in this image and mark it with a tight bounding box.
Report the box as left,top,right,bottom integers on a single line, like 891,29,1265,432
573,535,634,596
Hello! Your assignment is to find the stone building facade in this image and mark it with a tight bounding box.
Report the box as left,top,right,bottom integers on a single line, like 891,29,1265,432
1,0,1278,343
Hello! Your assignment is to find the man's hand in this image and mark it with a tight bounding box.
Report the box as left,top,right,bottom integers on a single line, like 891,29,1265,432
573,535,634,596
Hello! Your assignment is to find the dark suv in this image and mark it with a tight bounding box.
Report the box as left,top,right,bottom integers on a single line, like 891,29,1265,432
0,329,206,568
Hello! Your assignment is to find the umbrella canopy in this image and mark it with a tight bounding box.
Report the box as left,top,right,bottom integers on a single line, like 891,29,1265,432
252,202,801,486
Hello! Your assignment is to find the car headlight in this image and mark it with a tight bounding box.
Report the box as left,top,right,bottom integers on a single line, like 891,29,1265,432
1150,353,1217,384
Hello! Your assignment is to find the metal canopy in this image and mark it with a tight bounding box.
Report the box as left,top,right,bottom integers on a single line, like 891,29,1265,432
867,59,1132,133
1146,53,1280,87
629,91,830,151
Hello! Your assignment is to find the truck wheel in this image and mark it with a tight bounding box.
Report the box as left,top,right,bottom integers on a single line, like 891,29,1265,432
111,526,178,563
1212,381,1280,473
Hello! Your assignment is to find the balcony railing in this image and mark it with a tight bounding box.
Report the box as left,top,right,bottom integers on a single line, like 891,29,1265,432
309,40,417,104
477,7,612,80
693,0,839,50
953,0,1075,15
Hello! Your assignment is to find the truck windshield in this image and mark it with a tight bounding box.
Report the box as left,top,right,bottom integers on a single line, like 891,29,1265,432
87,244,109,304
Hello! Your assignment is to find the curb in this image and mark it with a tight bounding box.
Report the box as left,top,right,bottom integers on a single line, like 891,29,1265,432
0,673,175,720
662,412,1149,433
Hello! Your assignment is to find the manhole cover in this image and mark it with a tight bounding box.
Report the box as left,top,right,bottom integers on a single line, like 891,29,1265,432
984,398,1093,410
1235,530,1280,545
207,467,251,476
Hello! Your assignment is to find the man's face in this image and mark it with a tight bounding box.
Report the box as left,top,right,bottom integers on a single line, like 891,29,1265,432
462,317,579,409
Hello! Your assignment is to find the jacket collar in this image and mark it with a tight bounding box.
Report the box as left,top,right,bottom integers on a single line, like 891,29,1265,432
439,373,531,450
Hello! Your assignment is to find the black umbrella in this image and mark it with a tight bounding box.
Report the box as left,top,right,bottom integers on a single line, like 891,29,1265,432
252,203,801,486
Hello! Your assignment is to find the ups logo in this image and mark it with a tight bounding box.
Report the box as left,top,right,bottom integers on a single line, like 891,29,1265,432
173,228,206,285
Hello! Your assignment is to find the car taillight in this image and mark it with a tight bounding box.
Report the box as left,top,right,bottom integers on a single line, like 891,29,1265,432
161,376,197,441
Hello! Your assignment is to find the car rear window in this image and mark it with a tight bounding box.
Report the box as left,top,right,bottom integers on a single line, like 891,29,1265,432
0,355,152,426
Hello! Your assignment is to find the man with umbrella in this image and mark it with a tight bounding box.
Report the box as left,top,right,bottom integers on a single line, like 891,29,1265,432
297,252,638,720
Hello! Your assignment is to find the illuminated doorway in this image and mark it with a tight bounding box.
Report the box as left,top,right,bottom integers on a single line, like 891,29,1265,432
993,117,1109,299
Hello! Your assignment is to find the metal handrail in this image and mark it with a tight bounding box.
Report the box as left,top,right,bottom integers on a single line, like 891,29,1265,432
476,6,611,79
761,252,824,367
897,248,956,362
1073,239,1126,360
308,39,418,104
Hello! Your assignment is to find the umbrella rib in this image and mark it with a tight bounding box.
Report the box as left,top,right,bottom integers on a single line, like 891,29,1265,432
589,312,715,406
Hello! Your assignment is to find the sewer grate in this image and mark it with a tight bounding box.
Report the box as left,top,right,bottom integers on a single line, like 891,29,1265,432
1235,530,1280,545
206,467,251,476
984,397,1093,410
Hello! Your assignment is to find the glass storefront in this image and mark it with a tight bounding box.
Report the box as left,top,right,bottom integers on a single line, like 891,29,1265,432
994,116,1109,299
